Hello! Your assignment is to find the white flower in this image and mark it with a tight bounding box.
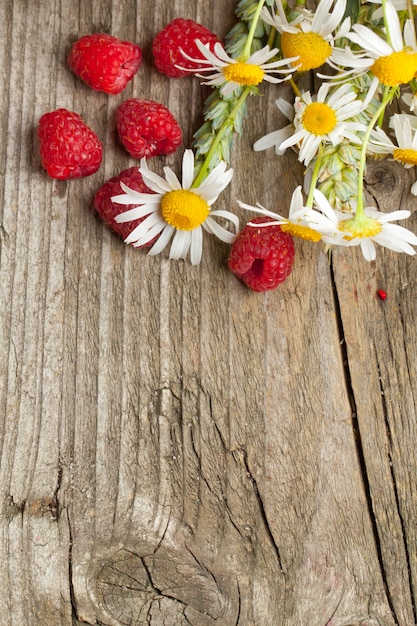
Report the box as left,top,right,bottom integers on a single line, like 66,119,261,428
178,41,297,96
261,0,351,71
326,1,417,96
238,185,325,242
112,150,239,265
278,83,366,166
368,114,417,163
367,115,417,194
309,189,417,260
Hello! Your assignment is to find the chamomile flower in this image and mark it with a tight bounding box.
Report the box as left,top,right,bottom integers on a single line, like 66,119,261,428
112,150,238,265
261,0,351,71
309,190,417,260
278,83,366,166
369,114,417,164
179,41,297,96
367,114,417,194
238,186,324,242
328,1,417,95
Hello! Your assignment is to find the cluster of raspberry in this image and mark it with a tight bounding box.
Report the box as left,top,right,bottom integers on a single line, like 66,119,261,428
37,14,296,292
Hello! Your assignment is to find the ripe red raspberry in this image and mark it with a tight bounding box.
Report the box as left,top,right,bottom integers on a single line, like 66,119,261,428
228,217,295,292
152,18,221,78
116,98,182,159
38,108,102,180
93,167,158,247
68,33,142,94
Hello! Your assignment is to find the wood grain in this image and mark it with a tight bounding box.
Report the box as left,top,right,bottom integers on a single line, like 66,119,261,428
0,1,416,625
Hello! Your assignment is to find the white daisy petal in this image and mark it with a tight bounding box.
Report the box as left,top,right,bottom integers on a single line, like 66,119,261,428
381,222,417,244
113,191,161,206
203,217,236,244
279,128,306,152
384,0,404,51
132,220,166,248
237,200,285,222
147,225,175,256
276,98,295,121
181,149,195,189
124,211,161,245
299,133,321,165
360,239,377,261
321,0,346,36
209,209,240,231
374,231,416,254
211,41,234,64
404,19,416,49
375,209,411,223
253,126,294,154
190,227,203,265
139,169,173,193
115,204,155,223
349,25,393,57
163,166,182,190
170,230,191,260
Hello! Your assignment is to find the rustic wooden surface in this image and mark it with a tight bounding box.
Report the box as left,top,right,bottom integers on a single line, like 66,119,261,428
1,1,417,625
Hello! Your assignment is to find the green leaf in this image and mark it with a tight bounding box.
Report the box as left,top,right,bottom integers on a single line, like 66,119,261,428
343,0,360,25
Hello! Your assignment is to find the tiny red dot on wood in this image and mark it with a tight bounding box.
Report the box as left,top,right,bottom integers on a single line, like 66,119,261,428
377,289,387,301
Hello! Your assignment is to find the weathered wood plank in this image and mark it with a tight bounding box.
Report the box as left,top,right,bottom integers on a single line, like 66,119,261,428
333,158,417,626
0,1,416,625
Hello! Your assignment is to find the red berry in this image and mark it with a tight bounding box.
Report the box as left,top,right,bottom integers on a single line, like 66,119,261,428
38,108,102,180
116,98,182,159
152,18,221,78
93,167,158,247
68,33,142,94
228,217,295,292
377,289,387,300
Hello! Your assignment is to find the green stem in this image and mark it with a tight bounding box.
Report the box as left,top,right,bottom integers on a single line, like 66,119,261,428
306,144,324,208
241,0,267,60
192,87,252,188
289,77,301,98
267,26,277,49
356,86,394,216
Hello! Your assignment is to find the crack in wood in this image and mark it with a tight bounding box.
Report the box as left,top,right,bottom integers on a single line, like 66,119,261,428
329,261,401,626
376,358,417,625
67,511,79,624
240,448,285,575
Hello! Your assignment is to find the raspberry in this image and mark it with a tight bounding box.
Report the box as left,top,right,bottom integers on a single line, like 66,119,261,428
116,98,182,159
38,108,102,180
152,18,221,78
68,33,142,94
228,217,295,292
93,167,158,247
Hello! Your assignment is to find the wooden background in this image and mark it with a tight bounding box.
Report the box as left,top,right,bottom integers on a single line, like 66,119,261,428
1,0,417,624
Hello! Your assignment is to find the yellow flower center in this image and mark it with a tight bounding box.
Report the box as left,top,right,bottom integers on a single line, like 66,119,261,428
302,102,337,135
281,31,331,71
161,190,209,231
393,147,417,166
281,222,322,242
371,50,417,87
339,215,382,240
223,61,265,86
